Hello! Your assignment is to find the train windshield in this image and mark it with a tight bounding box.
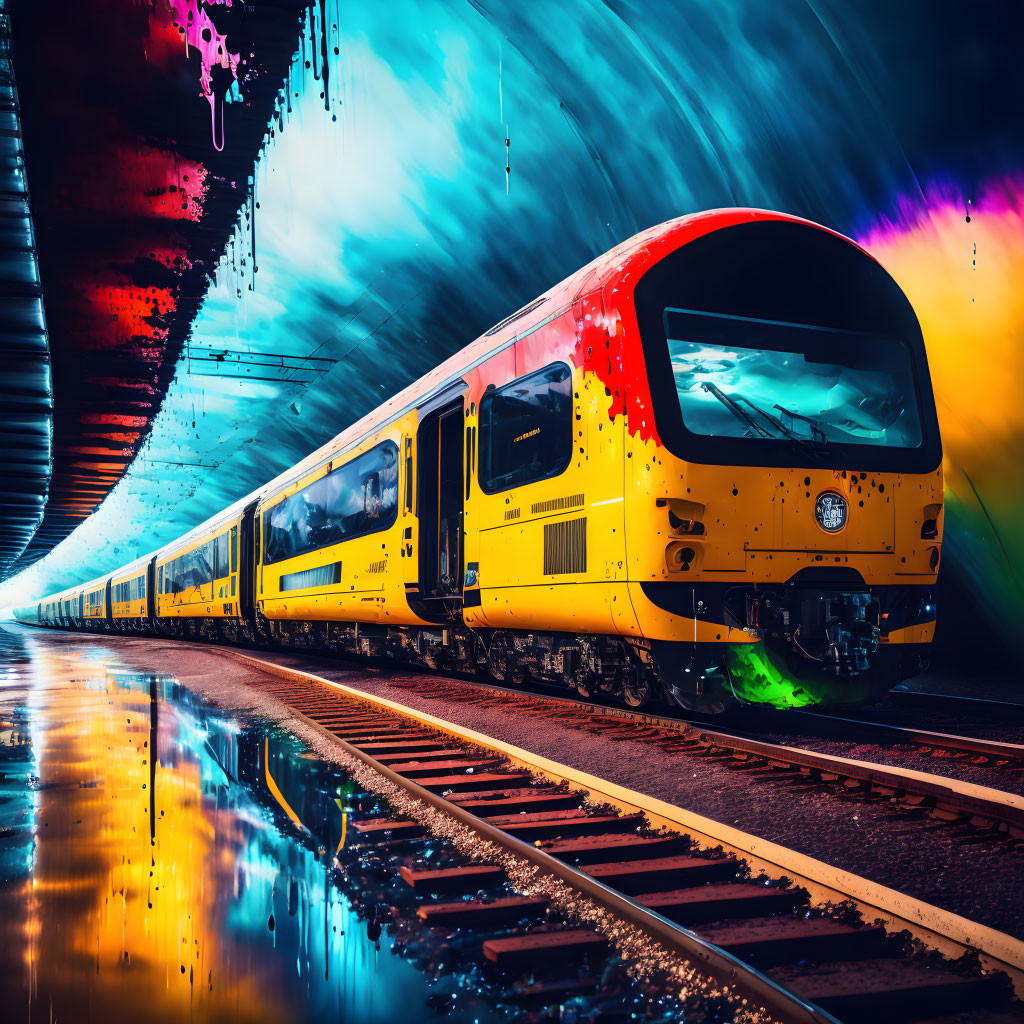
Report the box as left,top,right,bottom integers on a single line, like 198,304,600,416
665,308,922,449
632,219,941,472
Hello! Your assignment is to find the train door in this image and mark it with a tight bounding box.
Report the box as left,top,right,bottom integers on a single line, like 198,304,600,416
147,558,157,628
239,501,258,626
417,396,465,614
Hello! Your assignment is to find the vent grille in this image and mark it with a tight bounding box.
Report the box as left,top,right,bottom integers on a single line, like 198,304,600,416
280,561,342,591
532,493,584,515
367,559,387,573
504,508,521,521
544,517,587,575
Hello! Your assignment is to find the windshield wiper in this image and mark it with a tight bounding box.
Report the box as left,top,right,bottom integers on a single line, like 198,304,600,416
773,403,830,446
733,395,818,452
700,382,827,454
700,383,773,439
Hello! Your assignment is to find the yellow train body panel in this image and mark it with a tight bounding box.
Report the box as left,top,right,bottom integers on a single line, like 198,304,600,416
256,412,433,629
156,514,242,620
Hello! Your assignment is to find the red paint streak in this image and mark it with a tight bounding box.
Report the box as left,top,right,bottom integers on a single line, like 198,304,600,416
80,414,150,428
82,284,175,350
85,433,142,445
145,13,184,71
84,379,158,394
68,446,134,457
568,209,861,445
58,141,207,224
115,147,207,222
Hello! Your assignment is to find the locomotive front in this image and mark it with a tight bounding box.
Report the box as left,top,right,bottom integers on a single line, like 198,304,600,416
605,212,943,709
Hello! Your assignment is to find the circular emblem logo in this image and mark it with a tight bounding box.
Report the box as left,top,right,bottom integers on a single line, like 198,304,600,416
814,491,848,533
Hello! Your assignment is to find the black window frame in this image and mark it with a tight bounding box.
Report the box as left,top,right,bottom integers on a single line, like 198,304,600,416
478,362,574,494
262,439,401,566
633,220,943,473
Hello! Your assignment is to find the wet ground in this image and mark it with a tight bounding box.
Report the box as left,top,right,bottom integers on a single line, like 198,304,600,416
3,621,1024,1015
0,625,697,1024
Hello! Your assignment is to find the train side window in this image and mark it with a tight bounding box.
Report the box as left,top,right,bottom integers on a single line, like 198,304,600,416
214,532,229,578
262,440,400,565
230,526,238,573
478,363,573,493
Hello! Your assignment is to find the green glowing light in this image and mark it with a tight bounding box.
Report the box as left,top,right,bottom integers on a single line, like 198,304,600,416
724,642,884,709
723,643,823,709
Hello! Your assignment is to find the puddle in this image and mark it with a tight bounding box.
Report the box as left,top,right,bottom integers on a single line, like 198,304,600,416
0,635,497,1023
0,629,693,1023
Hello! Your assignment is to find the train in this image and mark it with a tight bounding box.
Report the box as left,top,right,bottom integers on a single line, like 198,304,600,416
15,208,943,712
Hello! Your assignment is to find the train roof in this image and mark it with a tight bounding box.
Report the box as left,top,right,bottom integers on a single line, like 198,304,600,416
109,552,157,580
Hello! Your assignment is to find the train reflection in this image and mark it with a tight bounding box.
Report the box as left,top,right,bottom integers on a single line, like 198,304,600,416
0,641,486,1023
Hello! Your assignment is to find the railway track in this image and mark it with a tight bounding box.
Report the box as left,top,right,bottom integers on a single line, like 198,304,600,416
219,648,1024,1024
260,646,1024,787
886,688,1024,724
791,708,1024,768
309,665,1024,843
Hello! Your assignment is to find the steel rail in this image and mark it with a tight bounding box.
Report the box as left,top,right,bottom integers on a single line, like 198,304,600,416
230,654,840,1024
215,647,1024,996
17,627,1024,986
888,688,1024,722
271,653,1024,833
364,671,1024,828
792,708,1024,761
659,719,1024,831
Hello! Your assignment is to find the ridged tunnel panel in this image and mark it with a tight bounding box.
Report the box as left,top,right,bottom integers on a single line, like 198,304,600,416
0,11,51,579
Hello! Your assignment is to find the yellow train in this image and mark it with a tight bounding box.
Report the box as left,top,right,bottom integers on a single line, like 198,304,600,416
18,209,942,711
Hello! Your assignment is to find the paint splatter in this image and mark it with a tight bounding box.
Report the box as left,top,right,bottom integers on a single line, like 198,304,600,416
163,1,242,151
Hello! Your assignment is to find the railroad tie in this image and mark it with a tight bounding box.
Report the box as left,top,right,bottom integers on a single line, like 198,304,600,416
371,748,469,764
415,772,533,792
482,930,608,969
539,832,687,864
354,739,451,753
452,792,581,817
769,957,1008,1020
634,882,805,925
416,895,549,928
335,730,432,742
399,864,507,893
694,916,889,969
353,818,426,839
585,855,739,894
511,977,600,1007
389,757,502,777
486,810,646,841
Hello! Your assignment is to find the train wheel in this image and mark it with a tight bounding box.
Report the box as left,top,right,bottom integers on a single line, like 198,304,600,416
575,675,595,701
488,631,515,683
621,669,651,710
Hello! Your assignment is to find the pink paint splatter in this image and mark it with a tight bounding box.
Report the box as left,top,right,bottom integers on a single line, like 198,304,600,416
166,0,241,151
